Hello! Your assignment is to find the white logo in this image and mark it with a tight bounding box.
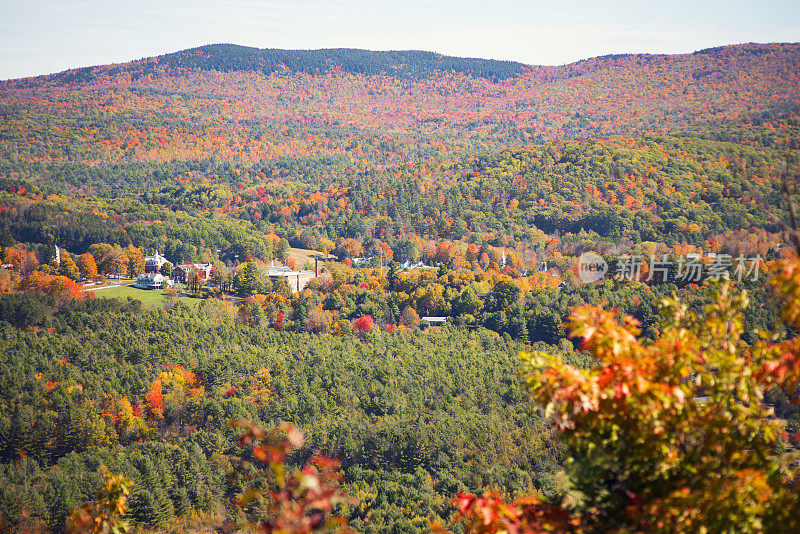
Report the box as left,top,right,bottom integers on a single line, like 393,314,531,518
577,252,608,283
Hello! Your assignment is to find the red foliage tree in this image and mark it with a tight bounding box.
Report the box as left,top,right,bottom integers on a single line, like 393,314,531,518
144,380,164,420
352,315,374,337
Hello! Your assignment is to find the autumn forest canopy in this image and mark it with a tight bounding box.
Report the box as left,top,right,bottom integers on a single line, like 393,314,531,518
1,42,800,533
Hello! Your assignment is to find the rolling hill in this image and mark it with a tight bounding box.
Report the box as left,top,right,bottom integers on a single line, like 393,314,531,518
1,43,799,170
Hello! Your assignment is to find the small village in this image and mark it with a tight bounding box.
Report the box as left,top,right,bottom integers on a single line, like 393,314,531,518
129,250,318,294
126,251,452,327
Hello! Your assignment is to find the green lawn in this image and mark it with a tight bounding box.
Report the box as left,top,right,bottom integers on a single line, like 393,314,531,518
84,284,198,307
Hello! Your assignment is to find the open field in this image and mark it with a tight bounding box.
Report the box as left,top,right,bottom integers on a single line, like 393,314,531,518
84,283,198,307
287,248,337,270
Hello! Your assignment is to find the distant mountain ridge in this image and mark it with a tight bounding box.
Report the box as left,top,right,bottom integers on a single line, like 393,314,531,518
12,43,531,85
7,41,799,86
160,44,531,80
1,42,799,165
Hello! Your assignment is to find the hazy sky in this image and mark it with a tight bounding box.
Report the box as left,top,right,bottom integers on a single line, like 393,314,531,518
1,0,798,80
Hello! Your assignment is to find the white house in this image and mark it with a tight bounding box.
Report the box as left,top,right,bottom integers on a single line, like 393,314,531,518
144,251,168,273
134,272,171,289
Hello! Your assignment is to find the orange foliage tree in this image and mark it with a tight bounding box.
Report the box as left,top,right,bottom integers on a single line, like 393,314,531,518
17,271,90,303
78,252,98,279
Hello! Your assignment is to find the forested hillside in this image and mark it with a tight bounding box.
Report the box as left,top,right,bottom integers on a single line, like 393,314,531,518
2,43,799,167
2,41,800,532
0,296,566,531
2,123,798,262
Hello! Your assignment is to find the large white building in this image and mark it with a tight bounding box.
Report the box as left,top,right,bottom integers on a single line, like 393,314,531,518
134,272,171,289
266,266,316,293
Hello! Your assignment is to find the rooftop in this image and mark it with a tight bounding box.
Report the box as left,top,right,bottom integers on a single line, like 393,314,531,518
267,266,315,276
